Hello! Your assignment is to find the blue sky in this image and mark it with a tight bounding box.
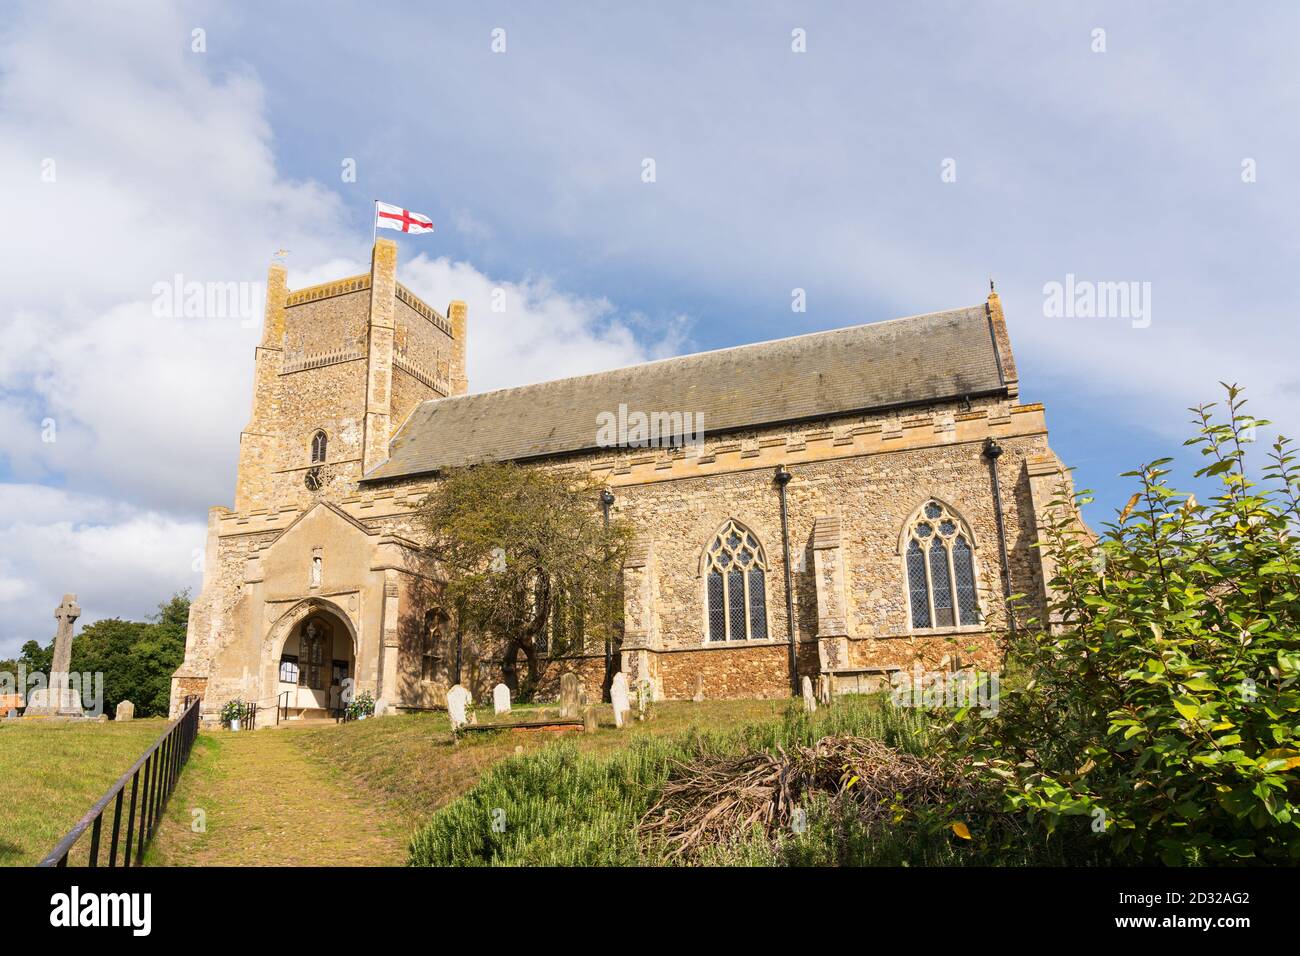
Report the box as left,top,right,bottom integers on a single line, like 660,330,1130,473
1,1,1297,655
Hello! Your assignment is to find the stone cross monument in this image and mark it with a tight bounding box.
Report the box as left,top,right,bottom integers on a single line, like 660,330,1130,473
26,594,82,716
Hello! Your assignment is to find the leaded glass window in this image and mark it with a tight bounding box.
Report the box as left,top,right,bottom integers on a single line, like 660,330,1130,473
421,609,446,682
702,520,769,642
903,501,981,629
300,619,328,689
311,430,328,464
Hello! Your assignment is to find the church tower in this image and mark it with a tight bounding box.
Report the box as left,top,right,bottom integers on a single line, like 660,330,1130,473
233,238,467,511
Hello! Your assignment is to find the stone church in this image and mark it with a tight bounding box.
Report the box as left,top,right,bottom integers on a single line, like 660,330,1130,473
170,238,1076,720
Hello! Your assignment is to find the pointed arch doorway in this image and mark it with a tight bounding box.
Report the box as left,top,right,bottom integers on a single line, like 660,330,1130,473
277,609,356,718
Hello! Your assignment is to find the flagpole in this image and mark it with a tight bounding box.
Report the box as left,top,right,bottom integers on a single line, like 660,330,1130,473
371,199,377,249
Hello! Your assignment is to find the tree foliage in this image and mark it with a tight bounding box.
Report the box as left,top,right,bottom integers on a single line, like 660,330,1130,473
417,462,632,701
954,385,1300,864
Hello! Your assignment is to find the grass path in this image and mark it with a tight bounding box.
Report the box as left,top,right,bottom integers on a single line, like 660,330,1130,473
146,699,789,866
147,727,410,866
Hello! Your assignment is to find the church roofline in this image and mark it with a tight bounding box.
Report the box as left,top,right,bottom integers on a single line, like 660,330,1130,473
364,296,1015,482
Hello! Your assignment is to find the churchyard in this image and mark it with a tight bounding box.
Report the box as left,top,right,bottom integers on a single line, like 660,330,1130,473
143,697,785,866
0,718,171,866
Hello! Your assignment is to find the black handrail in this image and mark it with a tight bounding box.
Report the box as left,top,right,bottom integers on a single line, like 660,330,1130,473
37,695,202,867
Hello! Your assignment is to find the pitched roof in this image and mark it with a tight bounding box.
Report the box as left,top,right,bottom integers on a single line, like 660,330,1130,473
365,303,1007,481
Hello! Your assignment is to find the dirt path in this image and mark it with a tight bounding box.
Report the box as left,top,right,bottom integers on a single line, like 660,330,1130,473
147,727,410,866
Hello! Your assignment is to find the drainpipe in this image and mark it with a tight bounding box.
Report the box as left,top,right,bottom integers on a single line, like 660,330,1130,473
982,438,1015,634
600,487,615,702
774,465,799,696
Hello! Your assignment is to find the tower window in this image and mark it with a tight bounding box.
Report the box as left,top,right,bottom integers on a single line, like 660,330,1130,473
311,431,328,464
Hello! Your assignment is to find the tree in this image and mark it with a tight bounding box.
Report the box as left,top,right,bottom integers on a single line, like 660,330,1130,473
954,385,1300,864
417,462,632,701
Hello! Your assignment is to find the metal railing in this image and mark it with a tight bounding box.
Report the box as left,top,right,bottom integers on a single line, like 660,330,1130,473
37,695,202,867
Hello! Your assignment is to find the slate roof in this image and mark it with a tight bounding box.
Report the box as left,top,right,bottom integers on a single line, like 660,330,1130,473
364,303,1007,481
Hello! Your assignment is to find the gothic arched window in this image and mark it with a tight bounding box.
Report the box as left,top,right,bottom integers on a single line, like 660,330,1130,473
903,500,980,629
311,431,328,464
421,609,446,682
703,520,768,642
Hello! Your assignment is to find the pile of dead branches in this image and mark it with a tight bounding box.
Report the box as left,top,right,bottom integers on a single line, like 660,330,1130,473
638,735,989,861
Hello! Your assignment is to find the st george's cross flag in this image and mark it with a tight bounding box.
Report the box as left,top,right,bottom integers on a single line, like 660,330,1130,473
374,201,435,234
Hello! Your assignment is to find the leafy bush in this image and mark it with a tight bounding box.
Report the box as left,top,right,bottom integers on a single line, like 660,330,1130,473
954,386,1300,864
409,698,1020,866
347,690,375,720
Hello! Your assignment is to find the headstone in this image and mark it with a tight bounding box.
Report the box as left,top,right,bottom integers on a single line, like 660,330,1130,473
801,675,817,714
559,673,580,719
637,679,652,720
691,673,705,703
492,683,511,715
582,706,599,733
115,700,135,721
25,594,83,716
610,672,631,728
446,684,471,731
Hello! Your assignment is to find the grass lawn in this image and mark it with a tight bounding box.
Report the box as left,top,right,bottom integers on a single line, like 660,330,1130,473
147,698,789,866
0,718,171,866
294,699,788,828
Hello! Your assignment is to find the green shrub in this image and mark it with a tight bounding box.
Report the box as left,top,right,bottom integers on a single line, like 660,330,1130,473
954,385,1300,865
409,697,1010,867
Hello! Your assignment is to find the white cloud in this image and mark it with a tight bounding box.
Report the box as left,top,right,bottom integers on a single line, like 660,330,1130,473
0,485,205,657
0,2,684,654
398,255,687,393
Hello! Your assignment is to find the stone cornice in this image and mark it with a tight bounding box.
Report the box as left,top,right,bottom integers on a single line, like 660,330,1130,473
395,283,452,336
285,274,371,306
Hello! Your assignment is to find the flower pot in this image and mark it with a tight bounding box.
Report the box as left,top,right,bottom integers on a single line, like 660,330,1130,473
230,717,241,732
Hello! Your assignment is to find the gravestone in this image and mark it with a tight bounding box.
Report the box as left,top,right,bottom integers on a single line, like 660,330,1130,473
492,683,511,715
25,594,83,717
637,679,651,720
610,672,631,728
582,706,599,733
691,673,705,703
115,700,135,721
801,675,817,714
446,684,471,731
559,673,580,718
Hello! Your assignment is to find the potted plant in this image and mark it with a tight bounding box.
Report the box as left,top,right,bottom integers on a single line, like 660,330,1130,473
348,691,374,723
221,697,246,731
347,690,375,722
